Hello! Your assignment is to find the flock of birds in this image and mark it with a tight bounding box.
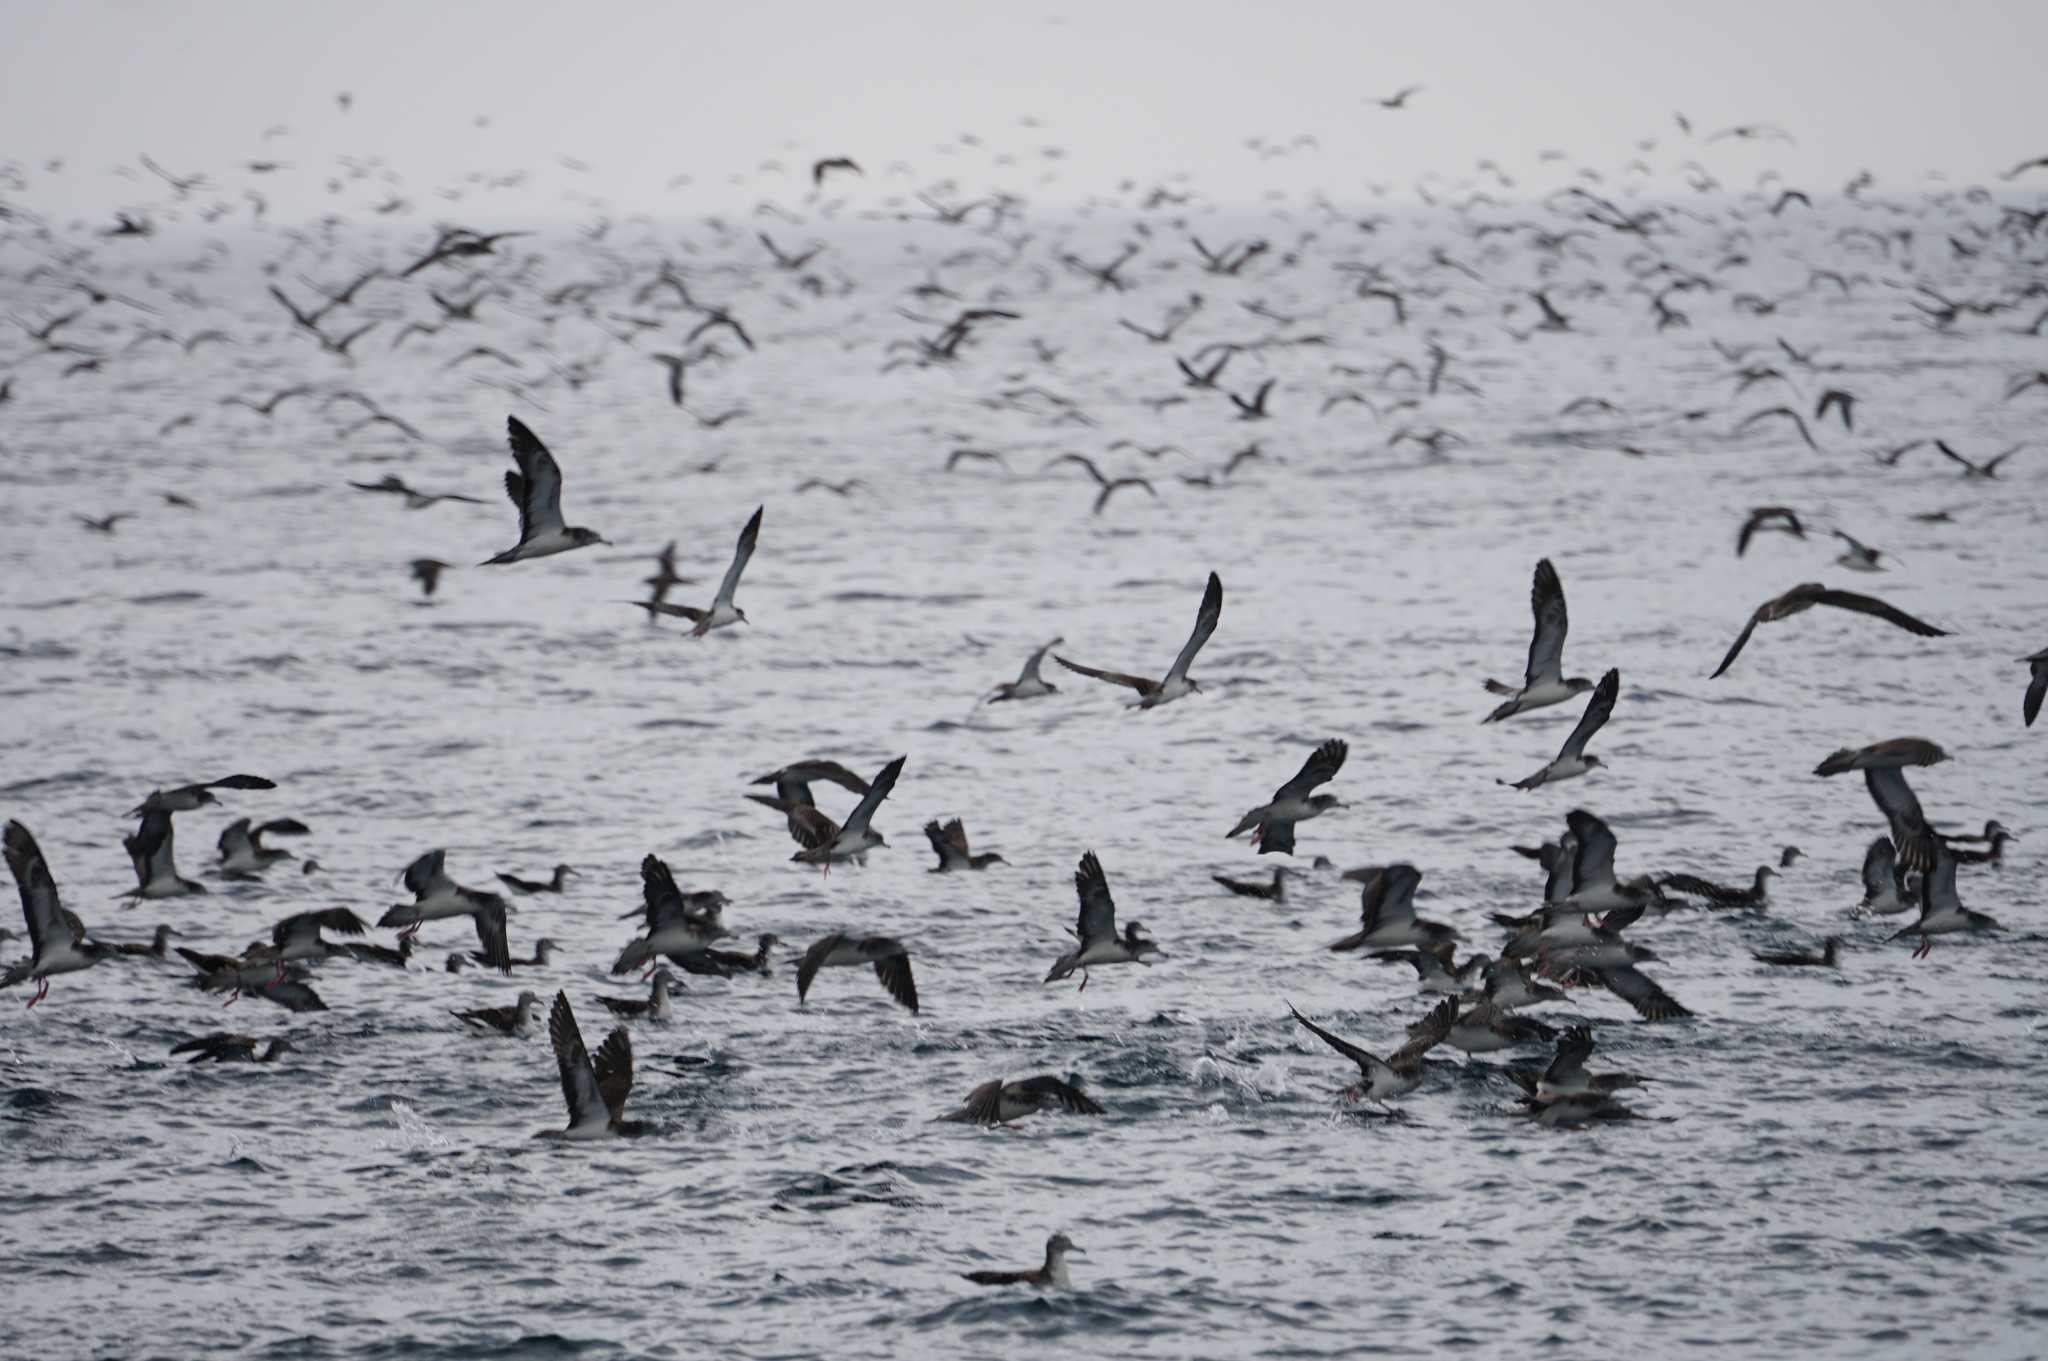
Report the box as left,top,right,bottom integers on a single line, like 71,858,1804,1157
3,100,2045,1293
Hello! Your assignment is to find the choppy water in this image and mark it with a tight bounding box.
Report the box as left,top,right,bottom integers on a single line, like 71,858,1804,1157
2,195,2046,1360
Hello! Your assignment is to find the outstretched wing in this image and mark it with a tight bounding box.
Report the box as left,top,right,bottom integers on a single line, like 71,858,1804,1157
1163,572,1223,684
1525,559,1569,687
1597,965,1691,1021
1388,995,1459,1067
1054,655,1160,696
1812,589,1947,639
5,821,69,956
1710,610,1763,678
593,1026,634,1121
837,755,905,838
472,899,512,974
796,934,840,1003
872,952,919,1014
1286,1002,1390,1082
1073,851,1118,946
549,992,609,1132
713,505,762,609
1556,669,1619,762
505,416,566,539
1275,739,1347,801
1566,810,1618,892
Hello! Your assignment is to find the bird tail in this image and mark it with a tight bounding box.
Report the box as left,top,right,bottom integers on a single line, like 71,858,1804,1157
1482,678,1516,696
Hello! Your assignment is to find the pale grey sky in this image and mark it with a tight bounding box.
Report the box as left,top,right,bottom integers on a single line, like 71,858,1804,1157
5,0,2046,221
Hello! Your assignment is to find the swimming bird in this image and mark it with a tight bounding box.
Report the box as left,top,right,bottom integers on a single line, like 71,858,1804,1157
217,817,307,874
537,991,651,1139
453,990,543,1037
632,505,760,634
1890,843,1999,958
346,936,415,968
796,933,919,1013
2022,647,2047,727
986,637,1062,703
271,908,369,963
2,821,118,1007
376,850,512,971
1951,828,2016,866
1225,739,1347,854
1483,560,1594,721
1287,994,1457,1109
1710,584,1947,678
704,933,780,975
123,809,207,899
596,969,680,1020
611,855,734,976
487,938,559,969
116,924,180,959
1737,506,1806,556
939,1074,1106,1126
1329,865,1459,954
498,864,575,895
1753,937,1841,968
129,773,276,815
1212,867,1287,901
170,1034,295,1064
1814,739,1948,871
789,754,906,872
1658,866,1774,909
923,819,1006,871
1055,572,1221,710
961,1234,1083,1288
1044,851,1165,990
481,416,610,564
1502,669,1617,790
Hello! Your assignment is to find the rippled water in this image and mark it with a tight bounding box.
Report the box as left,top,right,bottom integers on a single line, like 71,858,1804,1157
3,199,2045,1359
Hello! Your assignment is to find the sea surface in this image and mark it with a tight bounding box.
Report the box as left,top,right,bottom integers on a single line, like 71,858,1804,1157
1,199,2045,1360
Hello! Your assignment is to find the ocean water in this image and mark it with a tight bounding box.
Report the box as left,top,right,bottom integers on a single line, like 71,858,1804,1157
2,196,2045,1360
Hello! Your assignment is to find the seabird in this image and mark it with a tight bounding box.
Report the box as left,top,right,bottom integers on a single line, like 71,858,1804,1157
453,990,543,1037
1375,943,1485,997
129,773,276,815
1501,669,1618,790
481,416,610,564
376,850,513,972
1780,846,1805,867
1814,739,1948,872
1045,852,1165,990
612,855,734,976
1482,560,1595,721
1754,937,1841,968
348,475,485,510
2,821,118,1007
596,968,680,1020
1447,1001,1558,1054
796,933,919,1013
1951,827,2016,867
1286,994,1457,1109
631,505,761,635
704,933,780,975
812,156,862,186
923,819,1006,871
1506,1026,1648,1102
116,924,180,959
2022,647,2047,727
123,809,207,899
1711,584,1947,678
1329,865,1459,954
1736,507,1805,556
1224,739,1347,855
986,637,1062,703
1212,867,1287,901
961,1234,1083,1288
498,864,575,895
1857,837,1912,915
939,1074,1105,1126
410,559,448,597
1658,866,1774,909
217,817,307,874
1556,811,1664,913
1890,843,1999,958
536,991,651,1139
1055,572,1222,710
170,1034,295,1064
1934,439,2020,479
271,907,369,963
178,945,326,1011
789,755,906,873
485,937,559,969
1830,530,1887,572
346,936,415,968
1481,956,1566,1010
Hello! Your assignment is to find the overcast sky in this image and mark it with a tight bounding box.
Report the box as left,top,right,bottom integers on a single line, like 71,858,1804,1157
6,0,2047,222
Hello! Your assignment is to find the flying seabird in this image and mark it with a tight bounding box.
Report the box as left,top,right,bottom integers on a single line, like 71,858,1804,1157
1711,584,1947,678
1045,851,1165,990
1287,994,1457,1109
1890,843,1999,958
961,1234,1083,1288
1857,837,1912,916
1372,85,1424,109
271,907,369,963
1830,529,1887,572
178,945,326,1011
1375,942,1485,997
612,855,734,976
217,816,308,874
536,991,651,1139
986,637,1063,703
812,156,862,186
1736,506,1805,556
1556,810,1665,913
789,754,906,872
1483,560,1595,721
796,933,919,1013
346,936,415,968
498,864,575,895
1502,669,1618,790
1055,572,1222,710
123,809,207,899
1754,937,1841,968
1212,867,1288,901
170,1034,295,1064
1506,1027,1649,1103
1446,1001,1558,1053
596,968,680,1020
348,475,484,510
1814,739,1948,871
410,559,449,597
1225,739,1347,854
939,1074,1105,1126
1934,439,2020,479
453,990,543,1037
923,819,1006,871
1329,865,1459,954
376,850,512,971
631,505,761,635
704,933,780,975
2022,647,2047,727
481,416,610,564
129,773,276,815
3,821,118,1007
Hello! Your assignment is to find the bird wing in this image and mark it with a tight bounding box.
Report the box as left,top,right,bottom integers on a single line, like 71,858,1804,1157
473,900,512,973
504,416,567,539
1709,609,1763,678
593,1026,634,1122
2027,659,2048,727
1566,811,1618,891
796,935,840,1003
1287,1002,1392,1082
1860,837,1897,900
1597,966,1691,1021
262,977,328,1012
1162,572,1224,685
1258,820,1298,857
1811,589,1947,638
1053,656,1160,696
786,806,842,852
1524,559,1569,687
837,755,905,838
1543,834,1579,903
1544,1027,1594,1088
402,849,452,899
1556,669,1619,762
872,951,919,1013
1073,851,1118,946
1017,1074,1106,1115
1864,768,1927,845
205,774,277,791
951,1079,1006,1125
713,505,762,609
129,808,177,887
1388,994,1459,1067
941,818,972,857
218,818,254,862
1017,637,1062,685
1918,844,1962,923
548,992,609,1132
5,821,68,957
1275,738,1348,802
1365,864,1422,929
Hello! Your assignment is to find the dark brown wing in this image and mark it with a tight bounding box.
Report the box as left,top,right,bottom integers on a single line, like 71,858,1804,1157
593,1026,634,1121
873,953,919,1014
1810,590,1948,638
1053,655,1161,696
1709,610,1763,678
